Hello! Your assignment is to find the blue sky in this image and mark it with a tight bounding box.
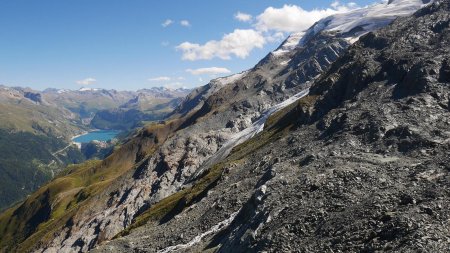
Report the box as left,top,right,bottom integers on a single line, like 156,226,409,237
0,0,377,91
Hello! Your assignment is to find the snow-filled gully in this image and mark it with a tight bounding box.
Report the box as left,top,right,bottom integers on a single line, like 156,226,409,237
191,88,310,180
163,89,309,252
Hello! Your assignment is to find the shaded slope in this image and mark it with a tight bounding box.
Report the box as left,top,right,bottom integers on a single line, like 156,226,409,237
93,1,450,252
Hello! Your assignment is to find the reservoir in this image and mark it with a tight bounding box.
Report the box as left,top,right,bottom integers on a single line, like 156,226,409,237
73,130,121,143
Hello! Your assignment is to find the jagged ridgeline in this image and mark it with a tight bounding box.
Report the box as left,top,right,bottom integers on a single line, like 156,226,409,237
1,0,449,252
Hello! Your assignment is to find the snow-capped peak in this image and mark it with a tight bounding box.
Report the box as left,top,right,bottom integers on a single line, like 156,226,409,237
387,0,432,5
273,0,432,56
78,87,100,92
56,89,69,94
213,71,249,87
272,32,305,56
300,0,433,45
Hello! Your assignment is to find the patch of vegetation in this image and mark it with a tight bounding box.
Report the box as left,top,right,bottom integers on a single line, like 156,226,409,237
90,109,155,130
0,120,180,252
0,129,84,210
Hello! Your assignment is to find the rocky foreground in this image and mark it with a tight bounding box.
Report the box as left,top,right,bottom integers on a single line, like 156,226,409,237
93,1,450,252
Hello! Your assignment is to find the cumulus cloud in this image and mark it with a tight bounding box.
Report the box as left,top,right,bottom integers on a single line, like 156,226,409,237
176,29,265,61
265,31,286,43
148,76,171,82
332,1,358,10
347,2,358,8
175,2,358,61
162,19,174,28
186,67,231,75
235,12,252,22
76,78,96,85
180,20,191,27
255,4,353,33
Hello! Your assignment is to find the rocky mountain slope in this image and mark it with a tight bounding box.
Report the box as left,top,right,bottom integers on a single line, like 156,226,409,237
94,1,449,252
0,0,446,252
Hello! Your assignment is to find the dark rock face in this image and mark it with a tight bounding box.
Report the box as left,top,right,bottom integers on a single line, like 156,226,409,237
92,1,450,252
24,91,43,104
283,33,350,89
216,1,450,252
310,0,450,117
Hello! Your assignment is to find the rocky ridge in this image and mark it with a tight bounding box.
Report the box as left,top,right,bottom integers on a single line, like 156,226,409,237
94,1,450,252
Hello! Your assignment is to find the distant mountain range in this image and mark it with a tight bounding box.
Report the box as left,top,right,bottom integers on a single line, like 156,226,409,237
0,85,190,210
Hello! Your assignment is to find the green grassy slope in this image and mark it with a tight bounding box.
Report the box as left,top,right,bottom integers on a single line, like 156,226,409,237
0,118,185,252
0,99,86,210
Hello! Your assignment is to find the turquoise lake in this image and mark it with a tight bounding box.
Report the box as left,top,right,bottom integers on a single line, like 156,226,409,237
73,130,121,143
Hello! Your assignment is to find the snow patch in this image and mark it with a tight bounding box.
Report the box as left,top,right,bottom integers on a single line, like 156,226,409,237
157,209,241,253
78,87,100,92
300,0,432,45
214,71,249,87
191,88,310,180
56,89,70,94
271,0,430,56
272,32,304,56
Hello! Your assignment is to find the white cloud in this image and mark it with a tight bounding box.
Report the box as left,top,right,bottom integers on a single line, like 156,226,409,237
347,2,358,8
180,20,191,27
176,29,265,61
161,41,170,47
265,31,286,43
332,1,358,10
162,19,174,28
186,67,231,75
148,76,171,82
76,78,96,85
255,4,355,33
235,12,252,22
175,2,358,61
